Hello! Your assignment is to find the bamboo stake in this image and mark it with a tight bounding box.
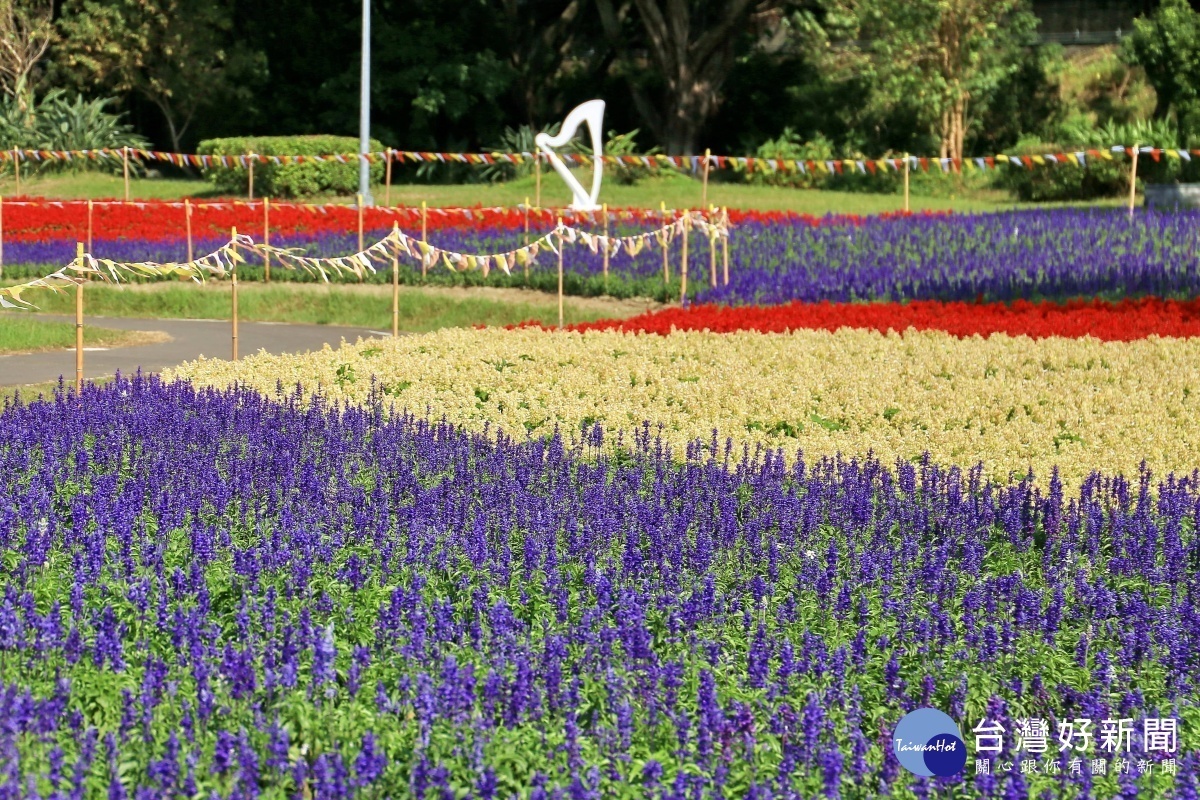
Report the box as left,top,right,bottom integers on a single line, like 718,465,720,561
357,194,365,252
231,226,239,361
420,200,428,281
248,158,255,200
1128,142,1140,219
602,202,609,290
557,217,564,330
12,150,19,196
75,243,84,393
722,207,730,286
86,199,93,254
523,197,531,283
661,201,669,290
903,153,910,214
679,214,689,306
709,207,717,288
185,199,194,264
391,223,400,337
263,197,271,282
702,148,711,208
122,147,129,202
384,148,393,208
535,156,542,209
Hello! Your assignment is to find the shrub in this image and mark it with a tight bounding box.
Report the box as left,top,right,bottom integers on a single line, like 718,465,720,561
737,129,899,193
197,135,386,198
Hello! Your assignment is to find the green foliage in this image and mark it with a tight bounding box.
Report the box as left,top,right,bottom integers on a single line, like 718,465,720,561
579,129,660,186
55,0,263,152
0,88,147,173
1122,0,1200,144
196,136,385,198
990,118,1199,201
972,44,1066,152
1056,45,1156,128
738,129,898,194
817,0,1039,159
480,123,561,183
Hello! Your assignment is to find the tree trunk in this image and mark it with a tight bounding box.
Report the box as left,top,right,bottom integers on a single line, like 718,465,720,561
597,0,759,155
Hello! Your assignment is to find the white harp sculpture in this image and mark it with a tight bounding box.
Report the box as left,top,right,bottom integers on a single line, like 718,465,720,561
535,99,606,211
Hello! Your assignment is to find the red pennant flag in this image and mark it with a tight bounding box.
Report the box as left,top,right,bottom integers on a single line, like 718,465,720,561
806,160,816,172
1022,156,1033,168
866,161,877,175
1125,147,1135,158
919,158,929,171
952,158,961,173
985,157,995,168
1151,149,1161,162
833,161,843,174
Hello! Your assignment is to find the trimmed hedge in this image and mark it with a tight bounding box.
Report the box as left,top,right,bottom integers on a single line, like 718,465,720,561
197,135,385,198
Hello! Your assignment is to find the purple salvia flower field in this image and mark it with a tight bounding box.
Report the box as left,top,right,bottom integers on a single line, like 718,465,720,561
0,375,1196,797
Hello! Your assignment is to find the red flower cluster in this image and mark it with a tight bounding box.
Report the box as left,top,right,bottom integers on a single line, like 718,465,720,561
567,297,1200,341
0,199,935,243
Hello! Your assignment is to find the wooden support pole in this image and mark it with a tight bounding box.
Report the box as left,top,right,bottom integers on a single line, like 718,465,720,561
248,157,255,201
523,197,531,284
357,194,365,252
263,197,271,282
1128,142,1140,219
679,214,689,306
709,208,718,288
602,202,609,291
86,199,93,255
185,199,194,264
75,243,84,393
557,217,564,330
231,226,239,361
661,201,670,290
903,153,910,214
122,147,130,202
391,223,400,337
420,200,428,281
384,148,393,208
702,148,711,209
722,207,730,286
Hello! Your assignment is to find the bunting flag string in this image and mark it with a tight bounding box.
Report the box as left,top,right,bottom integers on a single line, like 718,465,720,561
2,145,1196,176
0,213,730,309
0,235,354,309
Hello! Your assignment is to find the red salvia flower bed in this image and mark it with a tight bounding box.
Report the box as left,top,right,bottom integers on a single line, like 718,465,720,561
0,198,935,242
565,298,1200,341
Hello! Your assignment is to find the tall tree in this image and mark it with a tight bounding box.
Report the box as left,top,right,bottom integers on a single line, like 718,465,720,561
817,0,1037,161
56,0,262,152
1123,0,1200,139
596,0,781,154
0,0,55,111
495,0,611,128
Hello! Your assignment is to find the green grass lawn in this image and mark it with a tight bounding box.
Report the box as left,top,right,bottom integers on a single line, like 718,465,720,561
1,282,658,331
0,166,1127,214
0,316,168,354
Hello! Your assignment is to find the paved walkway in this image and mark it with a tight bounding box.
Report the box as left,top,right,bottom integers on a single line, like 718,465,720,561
0,314,393,386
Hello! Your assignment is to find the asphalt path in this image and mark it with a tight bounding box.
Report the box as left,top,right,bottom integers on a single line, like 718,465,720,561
0,313,392,386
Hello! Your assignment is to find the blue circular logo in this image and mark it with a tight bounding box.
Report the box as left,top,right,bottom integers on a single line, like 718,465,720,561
893,708,967,777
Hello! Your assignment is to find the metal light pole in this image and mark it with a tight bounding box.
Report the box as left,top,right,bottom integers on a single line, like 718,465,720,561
358,0,373,205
